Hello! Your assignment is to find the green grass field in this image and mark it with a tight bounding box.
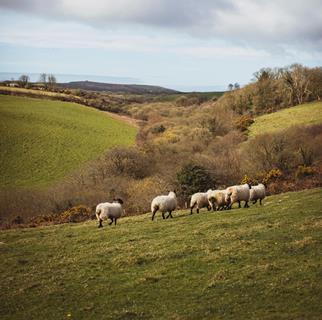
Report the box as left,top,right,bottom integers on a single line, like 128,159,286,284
0,95,137,187
249,101,322,137
1,188,321,319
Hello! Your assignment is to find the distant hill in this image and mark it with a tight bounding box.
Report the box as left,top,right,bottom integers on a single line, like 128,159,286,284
59,80,180,94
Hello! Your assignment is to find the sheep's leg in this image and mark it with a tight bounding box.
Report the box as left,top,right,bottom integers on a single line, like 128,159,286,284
238,201,241,208
165,212,171,219
98,219,103,228
190,202,195,214
244,201,249,208
207,205,211,211
197,207,200,214
260,199,263,205
151,209,158,221
109,218,114,225
162,212,166,219
252,199,257,204
114,218,117,226
168,211,173,218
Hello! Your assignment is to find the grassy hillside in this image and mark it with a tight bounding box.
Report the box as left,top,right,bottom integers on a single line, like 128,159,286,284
1,188,321,319
249,101,322,136
0,85,81,100
0,95,137,187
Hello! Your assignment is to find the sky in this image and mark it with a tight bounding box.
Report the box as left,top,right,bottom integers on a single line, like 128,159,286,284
0,0,321,91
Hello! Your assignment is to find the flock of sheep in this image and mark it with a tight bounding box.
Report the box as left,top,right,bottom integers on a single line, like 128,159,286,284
95,183,266,227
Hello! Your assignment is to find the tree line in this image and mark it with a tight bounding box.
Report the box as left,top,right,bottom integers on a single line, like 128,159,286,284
17,73,57,88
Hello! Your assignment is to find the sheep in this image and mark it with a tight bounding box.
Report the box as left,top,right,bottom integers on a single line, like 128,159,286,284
226,183,251,209
207,189,231,211
249,183,266,205
190,190,212,214
151,191,177,221
95,198,124,228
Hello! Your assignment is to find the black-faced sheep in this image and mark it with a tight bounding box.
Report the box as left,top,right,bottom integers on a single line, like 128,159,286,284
151,191,177,221
226,183,251,209
95,198,124,228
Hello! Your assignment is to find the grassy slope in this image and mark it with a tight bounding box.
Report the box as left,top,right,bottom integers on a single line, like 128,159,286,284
0,95,137,187
1,188,321,320
0,85,80,100
249,101,322,137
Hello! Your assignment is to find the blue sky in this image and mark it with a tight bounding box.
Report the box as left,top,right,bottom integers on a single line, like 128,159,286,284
0,0,321,91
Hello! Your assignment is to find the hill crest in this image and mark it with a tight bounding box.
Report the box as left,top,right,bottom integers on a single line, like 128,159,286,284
60,80,180,94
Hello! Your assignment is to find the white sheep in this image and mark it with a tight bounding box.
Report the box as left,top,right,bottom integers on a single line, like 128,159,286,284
226,183,251,209
208,189,231,211
151,191,177,221
249,183,266,205
95,198,124,228
190,190,212,214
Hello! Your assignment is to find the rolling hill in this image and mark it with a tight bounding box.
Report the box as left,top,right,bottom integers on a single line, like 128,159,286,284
248,101,322,137
0,188,321,319
59,80,179,94
0,95,137,187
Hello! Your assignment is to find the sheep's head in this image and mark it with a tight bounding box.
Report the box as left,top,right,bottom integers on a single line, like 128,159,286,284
225,193,231,203
113,198,124,204
168,190,177,198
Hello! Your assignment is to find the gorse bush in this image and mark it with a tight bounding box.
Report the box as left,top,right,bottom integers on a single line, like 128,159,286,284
59,205,94,223
234,114,254,132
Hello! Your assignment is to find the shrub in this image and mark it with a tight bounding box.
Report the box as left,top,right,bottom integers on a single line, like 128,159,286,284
176,164,215,202
105,147,153,179
295,165,315,179
240,174,257,185
234,114,254,132
11,215,24,225
59,205,93,223
262,168,283,185
151,124,166,134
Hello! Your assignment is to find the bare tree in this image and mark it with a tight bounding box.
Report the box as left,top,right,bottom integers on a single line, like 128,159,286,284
282,64,311,105
228,83,233,91
47,74,57,88
234,83,240,90
39,73,47,83
19,74,29,87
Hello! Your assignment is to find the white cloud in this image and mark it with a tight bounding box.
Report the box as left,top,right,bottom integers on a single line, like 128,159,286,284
0,0,321,58
0,15,271,59
2,0,322,47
